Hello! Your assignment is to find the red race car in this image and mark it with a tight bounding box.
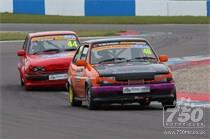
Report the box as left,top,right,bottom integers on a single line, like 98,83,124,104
17,31,80,90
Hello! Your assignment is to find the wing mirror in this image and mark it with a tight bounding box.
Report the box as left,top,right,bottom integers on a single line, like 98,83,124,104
76,60,87,67
159,55,168,62
17,49,26,56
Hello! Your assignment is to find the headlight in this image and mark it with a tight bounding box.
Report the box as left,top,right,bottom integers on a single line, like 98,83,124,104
96,76,116,84
29,66,45,72
105,76,115,81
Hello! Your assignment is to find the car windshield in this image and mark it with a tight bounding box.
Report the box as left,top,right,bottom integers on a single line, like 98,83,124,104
29,34,79,54
91,41,157,64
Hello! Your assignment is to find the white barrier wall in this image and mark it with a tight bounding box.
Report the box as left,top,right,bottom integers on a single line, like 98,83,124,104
136,0,168,16
0,0,13,13
168,0,207,16
45,0,84,16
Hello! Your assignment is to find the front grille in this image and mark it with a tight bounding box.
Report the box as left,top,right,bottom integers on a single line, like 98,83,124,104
128,80,144,85
27,70,68,75
26,71,68,81
115,72,155,81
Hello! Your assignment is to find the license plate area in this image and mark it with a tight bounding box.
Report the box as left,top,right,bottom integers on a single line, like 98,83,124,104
49,74,68,80
123,86,150,94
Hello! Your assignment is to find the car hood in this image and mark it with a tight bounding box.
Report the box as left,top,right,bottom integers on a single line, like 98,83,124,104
27,52,75,71
94,62,169,80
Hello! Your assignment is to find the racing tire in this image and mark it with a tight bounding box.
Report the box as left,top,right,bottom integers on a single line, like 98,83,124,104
19,74,24,86
86,86,97,110
20,78,24,86
68,85,82,107
162,99,176,110
162,89,177,110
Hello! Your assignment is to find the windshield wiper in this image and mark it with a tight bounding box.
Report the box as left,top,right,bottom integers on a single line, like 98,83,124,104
98,58,126,64
33,48,60,54
127,56,157,62
64,48,77,51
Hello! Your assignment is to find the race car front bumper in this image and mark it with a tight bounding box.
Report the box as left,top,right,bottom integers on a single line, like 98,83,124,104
24,79,67,88
91,83,176,104
24,72,67,88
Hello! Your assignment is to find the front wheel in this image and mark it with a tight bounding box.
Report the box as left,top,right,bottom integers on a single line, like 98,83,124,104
86,87,97,110
68,85,82,107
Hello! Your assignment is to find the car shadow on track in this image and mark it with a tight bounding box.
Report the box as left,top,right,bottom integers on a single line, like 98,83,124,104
69,103,163,111
26,87,66,92
8,84,66,92
4,85,163,111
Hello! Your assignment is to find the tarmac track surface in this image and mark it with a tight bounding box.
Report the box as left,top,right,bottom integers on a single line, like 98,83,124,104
1,24,210,57
0,24,210,139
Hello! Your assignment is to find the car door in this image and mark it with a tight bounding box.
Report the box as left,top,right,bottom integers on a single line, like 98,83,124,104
76,45,89,97
70,45,84,95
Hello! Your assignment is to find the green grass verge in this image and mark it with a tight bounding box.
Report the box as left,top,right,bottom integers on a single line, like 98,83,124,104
0,30,122,41
0,32,27,41
0,13,210,24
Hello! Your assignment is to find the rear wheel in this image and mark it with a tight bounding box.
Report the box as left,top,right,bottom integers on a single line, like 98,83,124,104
86,86,97,110
162,99,176,110
68,85,82,107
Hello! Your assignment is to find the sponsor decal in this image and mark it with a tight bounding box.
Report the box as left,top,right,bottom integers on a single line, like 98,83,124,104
49,73,68,80
96,42,119,46
64,35,76,39
133,44,149,48
32,35,77,42
92,44,132,51
92,43,151,52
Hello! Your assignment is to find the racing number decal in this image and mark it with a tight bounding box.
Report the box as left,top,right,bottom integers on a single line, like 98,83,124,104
143,48,152,55
67,40,78,48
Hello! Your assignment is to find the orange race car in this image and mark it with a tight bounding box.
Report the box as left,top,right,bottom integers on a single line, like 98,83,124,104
67,38,176,110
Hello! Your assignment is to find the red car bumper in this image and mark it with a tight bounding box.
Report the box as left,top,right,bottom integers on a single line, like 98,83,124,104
24,79,67,88
23,73,67,89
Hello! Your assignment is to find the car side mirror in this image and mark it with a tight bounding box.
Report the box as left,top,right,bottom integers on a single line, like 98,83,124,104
159,55,168,62
76,60,87,67
17,49,26,56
